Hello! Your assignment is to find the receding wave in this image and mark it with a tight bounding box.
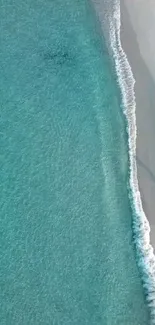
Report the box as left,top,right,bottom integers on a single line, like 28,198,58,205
109,0,155,323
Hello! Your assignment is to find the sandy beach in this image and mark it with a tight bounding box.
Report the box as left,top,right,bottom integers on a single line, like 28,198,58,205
121,0,155,248
91,0,155,249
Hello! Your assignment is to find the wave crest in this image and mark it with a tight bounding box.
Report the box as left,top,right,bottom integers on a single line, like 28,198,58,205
109,1,155,323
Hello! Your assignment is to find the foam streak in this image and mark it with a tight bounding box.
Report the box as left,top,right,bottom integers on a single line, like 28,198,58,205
109,1,155,323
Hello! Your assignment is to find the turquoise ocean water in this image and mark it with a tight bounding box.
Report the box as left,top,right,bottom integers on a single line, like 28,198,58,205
0,1,150,324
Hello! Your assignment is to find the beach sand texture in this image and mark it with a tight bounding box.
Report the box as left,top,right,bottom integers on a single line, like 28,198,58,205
121,0,155,248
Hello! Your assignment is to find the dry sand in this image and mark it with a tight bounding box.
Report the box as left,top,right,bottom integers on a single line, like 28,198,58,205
121,0,155,248
92,0,155,248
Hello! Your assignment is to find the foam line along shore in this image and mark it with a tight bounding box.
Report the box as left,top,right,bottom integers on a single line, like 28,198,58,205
120,0,155,248
92,0,155,323
111,1,155,323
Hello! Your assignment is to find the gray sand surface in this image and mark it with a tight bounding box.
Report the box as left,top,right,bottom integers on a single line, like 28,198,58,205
92,0,155,249
121,1,155,248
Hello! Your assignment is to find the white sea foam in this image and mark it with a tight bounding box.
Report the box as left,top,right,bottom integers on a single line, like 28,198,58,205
109,0,155,323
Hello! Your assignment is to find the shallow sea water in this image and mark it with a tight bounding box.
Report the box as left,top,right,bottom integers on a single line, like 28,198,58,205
0,0,149,324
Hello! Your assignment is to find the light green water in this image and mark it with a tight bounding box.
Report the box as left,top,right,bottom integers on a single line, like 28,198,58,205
0,0,149,324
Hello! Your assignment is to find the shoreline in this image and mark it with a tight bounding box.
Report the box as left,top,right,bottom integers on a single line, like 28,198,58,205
118,1,155,322
120,0,155,250
91,0,155,322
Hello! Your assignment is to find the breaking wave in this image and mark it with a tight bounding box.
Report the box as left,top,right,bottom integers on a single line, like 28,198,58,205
109,1,155,323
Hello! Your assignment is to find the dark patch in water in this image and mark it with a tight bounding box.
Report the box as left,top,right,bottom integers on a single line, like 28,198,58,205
43,49,71,67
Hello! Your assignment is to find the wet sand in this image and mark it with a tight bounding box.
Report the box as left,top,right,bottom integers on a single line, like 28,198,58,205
121,0,155,248
91,0,155,249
